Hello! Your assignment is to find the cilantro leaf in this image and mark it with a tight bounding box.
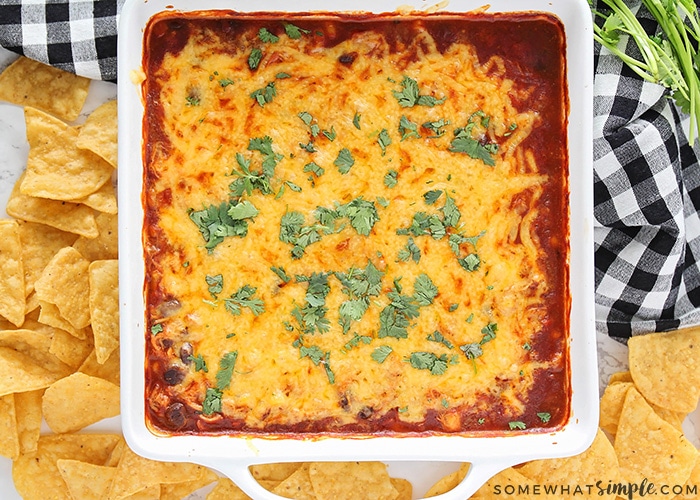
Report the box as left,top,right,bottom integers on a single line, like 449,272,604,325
397,237,421,263
215,351,238,391
202,388,222,415
258,27,279,43
377,129,392,156
303,161,325,178
353,112,362,129
407,352,449,375
284,23,310,39
423,118,450,138
509,421,527,430
384,169,398,188
399,115,421,141
292,272,332,334
392,76,445,108
371,345,393,363
298,111,320,137
250,81,277,107
227,199,259,220
427,330,454,349
224,285,265,316
270,266,291,283
206,274,224,298
449,135,496,166
248,48,263,70
423,189,443,205
340,198,379,236
188,353,208,372
441,193,461,227
188,201,251,252
334,148,355,174
413,273,438,306
458,253,481,272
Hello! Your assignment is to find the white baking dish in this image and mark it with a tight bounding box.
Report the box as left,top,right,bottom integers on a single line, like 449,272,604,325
117,0,596,498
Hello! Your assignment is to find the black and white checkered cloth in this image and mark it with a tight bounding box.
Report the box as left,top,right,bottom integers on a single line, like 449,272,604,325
0,0,124,81
2,0,700,341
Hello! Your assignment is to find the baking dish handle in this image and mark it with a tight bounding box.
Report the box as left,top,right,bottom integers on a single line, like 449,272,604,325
207,458,514,499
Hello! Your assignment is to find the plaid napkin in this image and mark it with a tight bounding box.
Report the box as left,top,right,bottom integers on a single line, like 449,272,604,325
0,0,124,81
2,0,700,341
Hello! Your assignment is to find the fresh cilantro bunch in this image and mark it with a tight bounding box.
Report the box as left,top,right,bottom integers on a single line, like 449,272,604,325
591,0,700,143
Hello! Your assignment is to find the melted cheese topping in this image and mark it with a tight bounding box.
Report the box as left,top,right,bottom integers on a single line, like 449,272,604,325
142,13,569,435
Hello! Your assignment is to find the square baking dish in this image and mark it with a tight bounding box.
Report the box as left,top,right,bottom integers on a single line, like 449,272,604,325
118,0,597,498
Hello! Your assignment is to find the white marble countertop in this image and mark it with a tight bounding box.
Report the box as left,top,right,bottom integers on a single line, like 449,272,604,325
0,44,696,499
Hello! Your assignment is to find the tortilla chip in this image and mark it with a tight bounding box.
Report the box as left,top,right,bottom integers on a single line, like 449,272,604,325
516,429,621,497
206,477,252,500
159,468,219,500
472,467,535,500
88,260,119,363
272,463,316,499
21,107,114,201
42,372,120,433
76,100,118,167
250,463,302,483
0,57,89,122
390,478,413,500
678,456,700,500
37,301,89,339
12,433,121,500
14,389,43,454
17,221,79,297
0,328,71,376
107,445,212,500
424,463,470,497
57,459,117,500
79,347,120,384
599,381,632,438
35,246,91,330
628,328,700,413
6,174,99,238
73,212,119,262
615,388,698,487
0,346,67,396
608,371,632,385
0,393,19,459
71,179,118,214
308,462,399,500
0,219,26,326
49,326,94,369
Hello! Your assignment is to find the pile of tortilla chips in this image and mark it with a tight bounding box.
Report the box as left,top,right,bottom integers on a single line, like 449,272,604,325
1,56,698,500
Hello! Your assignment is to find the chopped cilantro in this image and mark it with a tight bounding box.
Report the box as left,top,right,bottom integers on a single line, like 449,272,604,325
303,162,324,178
150,323,163,335
371,345,393,363
384,169,398,188
299,141,317,153
336,260,384,332
377,129,392,156
423,189,443,205
509,421,527,430
427,330,454,349
227,199,259,220
276,72,291,79
202,388,222,415
205,274,224,298
449,111,498,166
284,23,310,39
258,27,279,43
406,351,449,375
353,112,362,129
392,76,446,108
343,333,372,351
188,200,254,252
270,266,291,283
322,127,337,141
248,48,263,70
339,198,379,236
185,94,200,106
298,111,320,137
413,272,438,306
448,303,459,312
250,81,277,107
399,115,421,140
423,118,450,137
292,272,332,334
215,351,238,391
397,237,421,263
397,212,445,240
188,353,208,372
537,412,551,423
229,138,283,197
224,285,265,316
441,193,461,228
334,148,355,174
218,78,235,88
